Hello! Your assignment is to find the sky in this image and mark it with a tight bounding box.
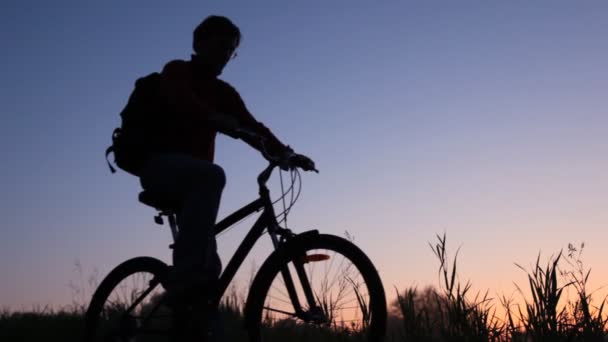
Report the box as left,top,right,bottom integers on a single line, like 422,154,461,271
1,1,607,312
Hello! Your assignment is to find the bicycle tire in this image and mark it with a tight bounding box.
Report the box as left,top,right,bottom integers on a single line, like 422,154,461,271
245,233,387,342
83,256,170,342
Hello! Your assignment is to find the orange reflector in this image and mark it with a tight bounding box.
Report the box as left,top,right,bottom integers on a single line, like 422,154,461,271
303,254,330,262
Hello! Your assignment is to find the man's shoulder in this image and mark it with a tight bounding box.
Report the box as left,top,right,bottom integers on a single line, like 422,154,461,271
214,78,239,96
161,59,190,76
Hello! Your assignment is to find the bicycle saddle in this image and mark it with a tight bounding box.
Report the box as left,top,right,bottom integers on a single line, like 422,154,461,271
138,190,181,213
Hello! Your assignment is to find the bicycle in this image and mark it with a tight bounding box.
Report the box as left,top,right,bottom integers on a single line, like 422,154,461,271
84,141,387,341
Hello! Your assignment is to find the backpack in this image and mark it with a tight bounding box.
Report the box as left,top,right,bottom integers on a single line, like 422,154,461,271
105,72,163,176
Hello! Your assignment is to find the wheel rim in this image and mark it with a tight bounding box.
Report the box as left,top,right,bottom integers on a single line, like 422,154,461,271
91,271,172,342
260,247,375,340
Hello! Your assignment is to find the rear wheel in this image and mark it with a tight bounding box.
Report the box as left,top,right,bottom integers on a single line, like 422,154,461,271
83,257,171,342
245,234,387,341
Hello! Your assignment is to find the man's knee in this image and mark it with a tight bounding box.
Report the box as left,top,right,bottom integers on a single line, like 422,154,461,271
188,162,226,191
208,164,226,190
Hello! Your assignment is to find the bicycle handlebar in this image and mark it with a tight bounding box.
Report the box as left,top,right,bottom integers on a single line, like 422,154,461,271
257,162,278,189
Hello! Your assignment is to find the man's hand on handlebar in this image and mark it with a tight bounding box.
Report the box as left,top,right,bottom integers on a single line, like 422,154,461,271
281,152,318,173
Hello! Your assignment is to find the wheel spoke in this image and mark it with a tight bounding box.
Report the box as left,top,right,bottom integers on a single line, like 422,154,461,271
267,294,294,306
270,284,290,299
263,306,297,317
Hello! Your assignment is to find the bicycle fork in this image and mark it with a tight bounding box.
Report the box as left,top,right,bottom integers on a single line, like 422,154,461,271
268,225,329,324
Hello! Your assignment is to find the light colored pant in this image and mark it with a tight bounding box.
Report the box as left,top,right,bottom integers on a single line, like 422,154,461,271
139,153,225,284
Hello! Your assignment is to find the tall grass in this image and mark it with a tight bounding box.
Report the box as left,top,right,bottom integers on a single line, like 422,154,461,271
392,233,503,342
560,243,608,341
513,251,571,340
390,235,608,342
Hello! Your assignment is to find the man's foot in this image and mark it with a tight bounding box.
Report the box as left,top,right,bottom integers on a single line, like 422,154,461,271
163,267,212,306
171,297,221,342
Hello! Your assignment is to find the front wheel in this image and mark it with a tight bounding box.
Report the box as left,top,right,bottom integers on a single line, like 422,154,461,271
245,233,387,341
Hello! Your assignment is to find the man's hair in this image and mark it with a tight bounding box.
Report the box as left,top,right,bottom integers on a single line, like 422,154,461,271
193,15,241,54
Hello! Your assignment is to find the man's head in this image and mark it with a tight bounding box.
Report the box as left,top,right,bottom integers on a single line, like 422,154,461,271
192,16,241,76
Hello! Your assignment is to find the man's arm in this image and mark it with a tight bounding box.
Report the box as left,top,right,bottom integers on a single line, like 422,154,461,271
220,81,317,171
219,81,293,158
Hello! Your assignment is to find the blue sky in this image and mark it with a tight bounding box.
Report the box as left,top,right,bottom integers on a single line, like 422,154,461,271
1,1,607,310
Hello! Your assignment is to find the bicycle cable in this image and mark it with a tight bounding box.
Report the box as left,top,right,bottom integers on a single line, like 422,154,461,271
221,166,303,237
275,168,302,227
272,169,296,207
279,168,289,228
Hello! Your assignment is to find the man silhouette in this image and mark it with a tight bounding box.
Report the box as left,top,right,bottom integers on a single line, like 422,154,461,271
137,15,315,340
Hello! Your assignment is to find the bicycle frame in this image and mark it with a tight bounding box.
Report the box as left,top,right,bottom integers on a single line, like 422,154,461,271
213,195,271,303
208,163,318,318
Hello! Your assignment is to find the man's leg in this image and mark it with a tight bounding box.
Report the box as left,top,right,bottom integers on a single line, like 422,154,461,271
172,160,225,287
140,153,224,284
172,161,225,341
139,153,225,340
